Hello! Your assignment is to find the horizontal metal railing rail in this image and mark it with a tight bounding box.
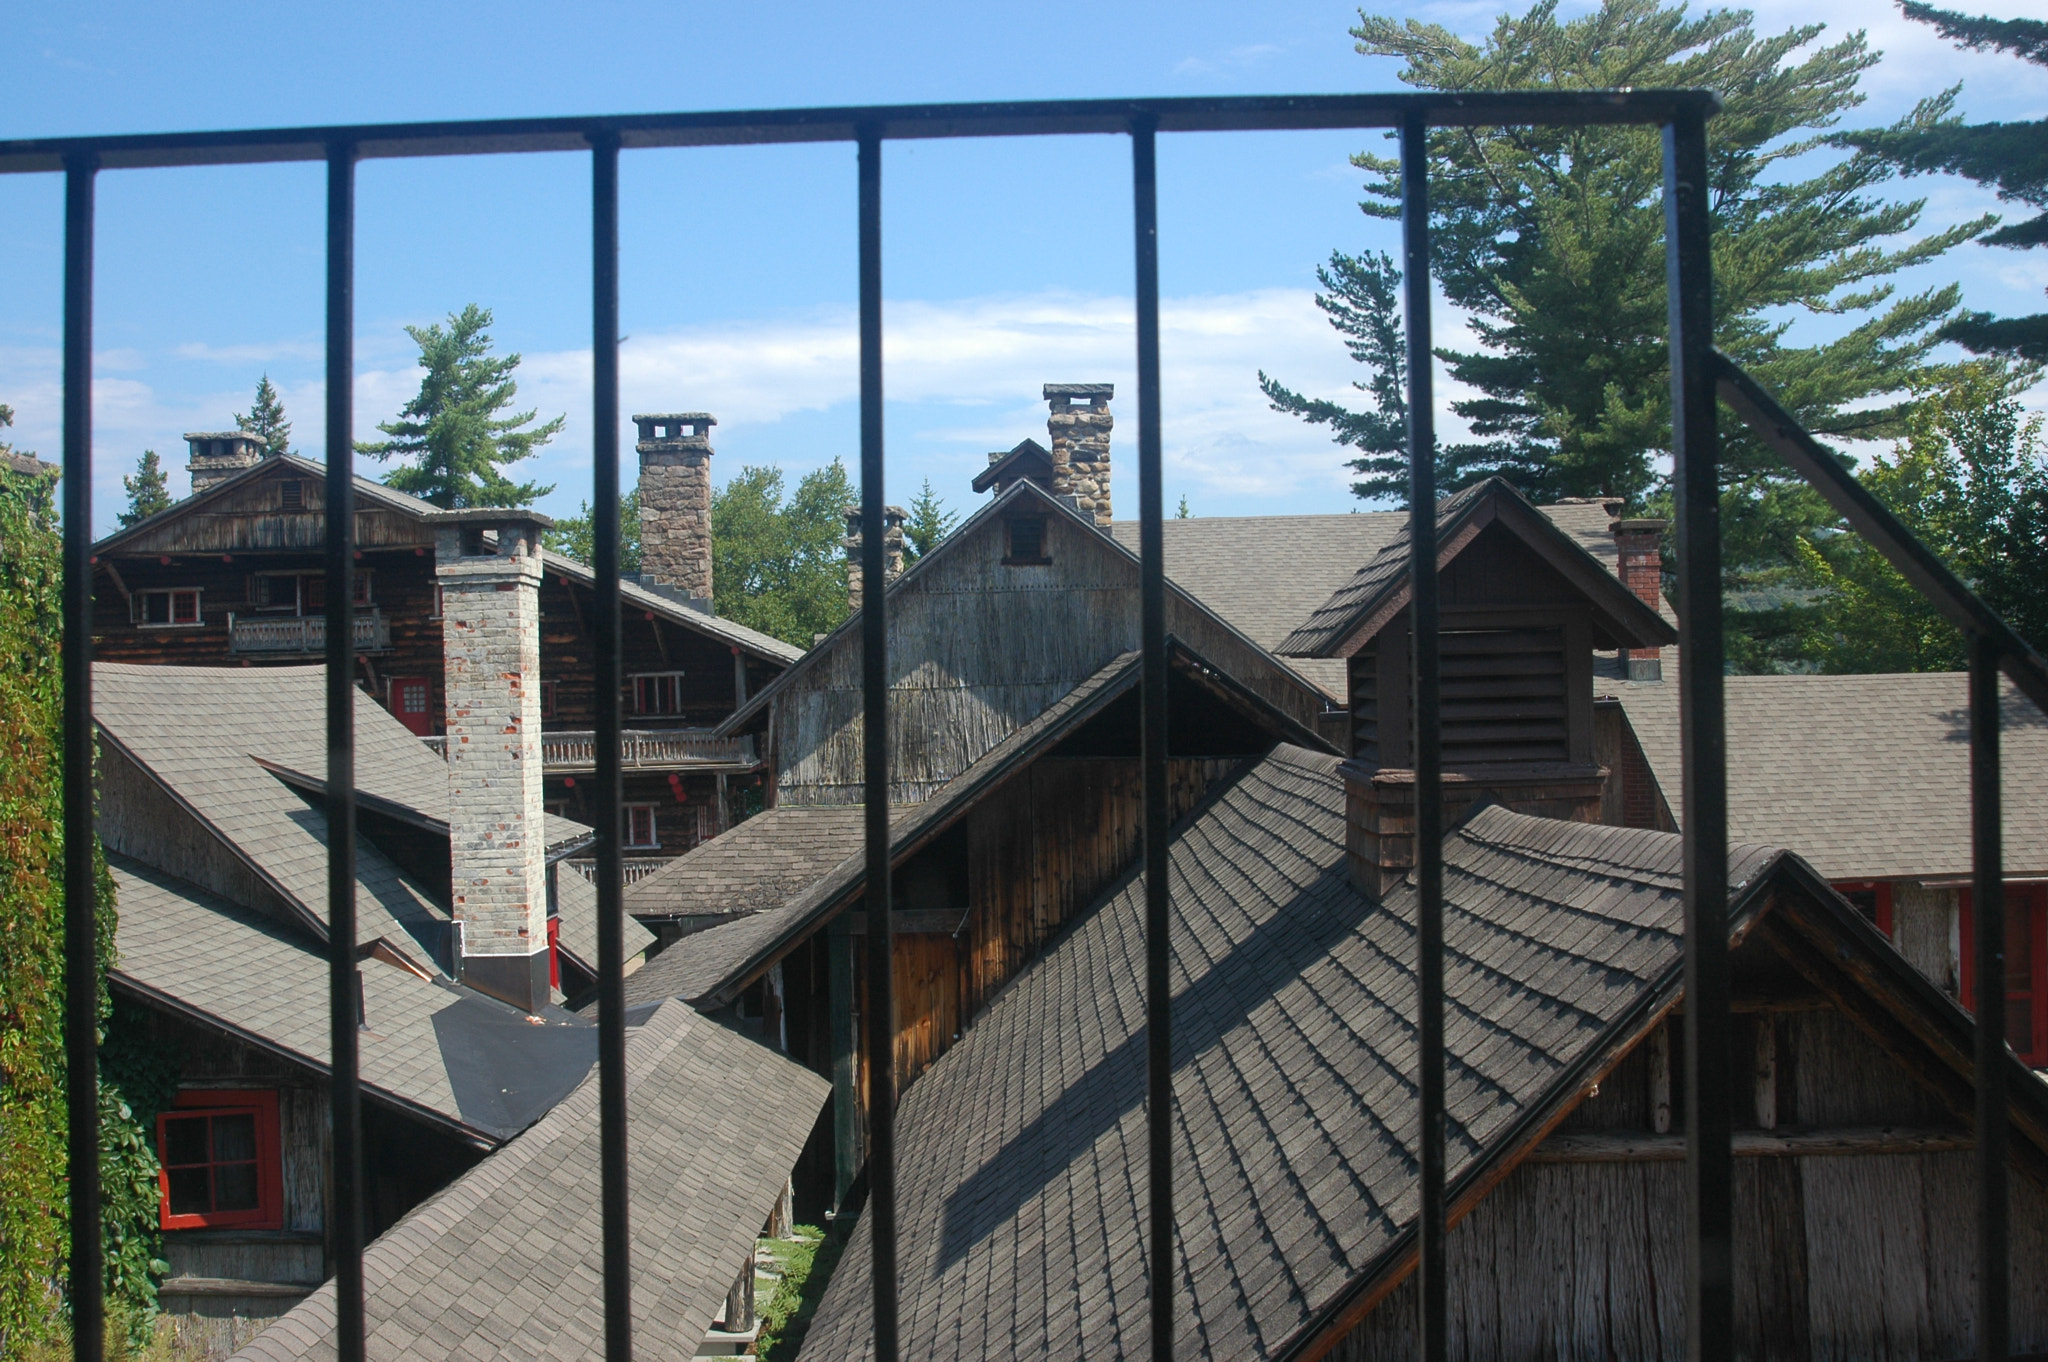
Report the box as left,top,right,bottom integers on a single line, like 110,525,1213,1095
11,85,2014,1362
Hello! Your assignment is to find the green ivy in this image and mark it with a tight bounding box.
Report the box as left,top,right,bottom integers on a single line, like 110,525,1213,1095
0,443,158,1358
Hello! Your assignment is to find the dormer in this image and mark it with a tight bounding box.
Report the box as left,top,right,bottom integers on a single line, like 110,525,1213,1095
1280,478,1676,896
971,438,1056,499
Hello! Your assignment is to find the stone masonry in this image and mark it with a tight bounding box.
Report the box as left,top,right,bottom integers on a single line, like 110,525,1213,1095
844,505,907,612
1044,384,1113,527
634,413,716,607
431,507,555,1013
184,431,268,495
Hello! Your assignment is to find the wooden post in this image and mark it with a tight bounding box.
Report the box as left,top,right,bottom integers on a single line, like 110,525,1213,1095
1650,1021,1673,1135
722,1255,755,1334
1753,1018,1778,1131
829,916,858,1212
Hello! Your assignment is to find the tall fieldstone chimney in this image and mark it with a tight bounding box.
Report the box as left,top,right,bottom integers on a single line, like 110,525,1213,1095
844,505,906,612
1610,518,1669,682
1044,384,1113,526
430,507,555,1014
185,431,268,495
634,413,715,611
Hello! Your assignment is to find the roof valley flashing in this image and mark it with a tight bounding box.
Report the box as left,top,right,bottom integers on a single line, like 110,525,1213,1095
430,507,556,1014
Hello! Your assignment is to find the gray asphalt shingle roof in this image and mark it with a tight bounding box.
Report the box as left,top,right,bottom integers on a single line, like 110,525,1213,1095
623,805,868,920
1614,670,2048,880
232,1001,828,1362
111,856,594,1141
799,744,1783,1360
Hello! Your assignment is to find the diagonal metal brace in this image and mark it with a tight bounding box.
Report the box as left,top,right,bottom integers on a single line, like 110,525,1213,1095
1714,350,2048,712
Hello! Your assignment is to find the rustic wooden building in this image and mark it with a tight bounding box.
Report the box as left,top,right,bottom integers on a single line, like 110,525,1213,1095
93,661,826,1359
798,749,2048,1360
92,436,800,866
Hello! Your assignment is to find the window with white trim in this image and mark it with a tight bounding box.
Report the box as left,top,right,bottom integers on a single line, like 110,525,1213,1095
135,588,202,627
624,803,659,849
631,672,688,716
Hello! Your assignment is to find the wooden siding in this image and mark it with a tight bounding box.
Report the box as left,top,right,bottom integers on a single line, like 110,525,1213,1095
770,507,1326,806
1331,989,2048,1361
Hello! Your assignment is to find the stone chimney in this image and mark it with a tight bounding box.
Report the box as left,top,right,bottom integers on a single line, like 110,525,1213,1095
634,413,715,612
1044,384,1113,526
843,505,906,612
429,507,556,1014
185,431,268,495
1611,518,1669,682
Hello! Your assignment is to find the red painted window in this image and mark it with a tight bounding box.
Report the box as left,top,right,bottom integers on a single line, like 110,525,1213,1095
540,680,558,721
632,672,687,716
1960,884,2048,1068
625,804,659,849
157,1090,283,1231
136,589,202,626
1833,881,1894,938
389,677,434,737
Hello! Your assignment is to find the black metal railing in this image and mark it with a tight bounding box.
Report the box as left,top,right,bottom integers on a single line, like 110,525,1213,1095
10,89,2040,1362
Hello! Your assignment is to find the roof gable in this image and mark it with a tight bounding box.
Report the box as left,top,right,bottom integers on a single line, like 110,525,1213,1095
971,437,1055,494
93,453,438,556
1280,478,1675,658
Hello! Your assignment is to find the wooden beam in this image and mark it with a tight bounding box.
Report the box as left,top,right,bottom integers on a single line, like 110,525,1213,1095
1527,1125,1972,1164
845,909,967,937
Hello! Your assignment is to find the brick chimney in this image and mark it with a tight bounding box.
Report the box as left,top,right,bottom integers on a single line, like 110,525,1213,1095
1044,384,1113,526
843,505,906,612
1610,518,1669,682
185,431,268,495
429,507,555,1014
634,413,715,613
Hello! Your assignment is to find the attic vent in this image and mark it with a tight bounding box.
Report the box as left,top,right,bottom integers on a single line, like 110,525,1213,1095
1441,627,1568,764
280,480,303,510
1003,517,1049,566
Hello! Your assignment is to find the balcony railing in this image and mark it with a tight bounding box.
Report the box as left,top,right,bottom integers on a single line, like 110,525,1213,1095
419,728,754,771
228,610,390,655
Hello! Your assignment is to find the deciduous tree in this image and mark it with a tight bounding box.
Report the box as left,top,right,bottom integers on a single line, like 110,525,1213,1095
712,461,858,646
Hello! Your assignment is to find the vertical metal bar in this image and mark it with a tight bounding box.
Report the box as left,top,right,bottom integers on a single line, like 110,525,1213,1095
1664,109,1732,1362
1971,631,2008,1362
1130,112,1174,1362
1399,111,1446,1362
61,148,101,1362
588,128,633,1362
856,124,899,1362
322,141,365,1362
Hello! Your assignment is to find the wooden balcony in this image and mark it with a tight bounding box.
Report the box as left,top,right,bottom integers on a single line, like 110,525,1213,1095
228,610,391,655
419,729,755,772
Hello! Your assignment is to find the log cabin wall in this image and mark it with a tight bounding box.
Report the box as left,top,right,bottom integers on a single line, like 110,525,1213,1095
769,502,1326,807
1329,998,2048,1360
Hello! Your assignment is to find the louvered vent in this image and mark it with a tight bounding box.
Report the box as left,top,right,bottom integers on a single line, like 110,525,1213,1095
1441,627,1568,764
1349,652,1378,764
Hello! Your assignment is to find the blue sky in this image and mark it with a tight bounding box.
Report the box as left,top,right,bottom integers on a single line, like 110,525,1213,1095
4,0,2046,536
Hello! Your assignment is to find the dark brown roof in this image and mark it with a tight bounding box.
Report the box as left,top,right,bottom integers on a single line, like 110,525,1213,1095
799,747,1796,1360
1277,478,1673,658
232,1002,828,1362
623,805,867,920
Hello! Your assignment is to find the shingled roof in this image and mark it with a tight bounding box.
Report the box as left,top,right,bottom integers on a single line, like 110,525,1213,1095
111,855,596,1143
231,1002,829,1362
623,804,867,921
1108,495,1628,699
1277,478,1673,659
1613,670,2048,881
799,746,1801,1360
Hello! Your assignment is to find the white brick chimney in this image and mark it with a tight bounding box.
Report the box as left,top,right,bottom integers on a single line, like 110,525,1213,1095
429,507,555,1013
185,431,268,495
634,412,715,612
1044,384,1113,526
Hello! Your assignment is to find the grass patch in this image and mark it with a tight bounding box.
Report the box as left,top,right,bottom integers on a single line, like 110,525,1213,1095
754,1224,842,1361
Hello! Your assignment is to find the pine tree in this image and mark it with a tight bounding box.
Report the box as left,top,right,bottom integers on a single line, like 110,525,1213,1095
235,374,292,460
1176,495,1192,519
1840,3,2048,362
1265,0,1989,509
119,450,174,526
358,304,562,508
901,478,959,563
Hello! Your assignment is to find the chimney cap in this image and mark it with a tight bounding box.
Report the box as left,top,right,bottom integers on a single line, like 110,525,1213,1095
1043,383,1113,399
183,430,267,446
423,506,556,530
1610,518,1669,534
631,412,715,425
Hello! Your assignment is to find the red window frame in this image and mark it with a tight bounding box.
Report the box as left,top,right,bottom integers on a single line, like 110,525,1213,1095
631,672,687,716
136,588,203,627
1960,883,2048,1068
625,803,659,849
1832,881,1894,938
388,676,434,737
156,1089,284,1231
540,679,558,721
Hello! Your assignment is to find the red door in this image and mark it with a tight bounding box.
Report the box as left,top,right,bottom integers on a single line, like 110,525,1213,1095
389,677,434,737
